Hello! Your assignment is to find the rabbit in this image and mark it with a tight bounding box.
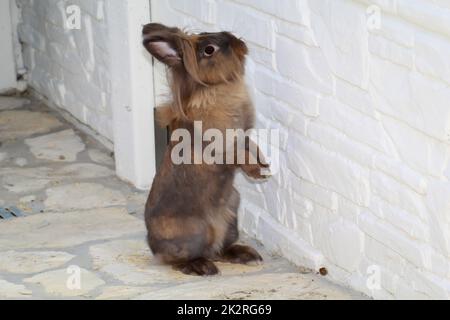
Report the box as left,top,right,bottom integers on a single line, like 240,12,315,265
142,23,270,276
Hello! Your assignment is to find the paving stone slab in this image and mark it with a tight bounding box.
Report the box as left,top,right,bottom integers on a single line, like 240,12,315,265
96,286,153,300
0,167,52,193
126,192,148,205
53,163,114,179
0,164,114,193
90,239,192,286
0,278,32,299
0,96,31,111
19,195,37,203
25,129,85,162
0,251,75,274
45,183,127,212
14,157,28,167
88,149,114,166
0,110,62,141
24,268,105,298
0,208,146,250
90,239,287,289
135,273,358,300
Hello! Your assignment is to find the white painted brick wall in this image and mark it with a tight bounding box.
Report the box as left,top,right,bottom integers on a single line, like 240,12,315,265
153,0,450,299
16,0,113,141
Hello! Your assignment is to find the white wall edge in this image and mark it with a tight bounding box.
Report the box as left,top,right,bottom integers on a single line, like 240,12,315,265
0,0,17,93
107,0,156,190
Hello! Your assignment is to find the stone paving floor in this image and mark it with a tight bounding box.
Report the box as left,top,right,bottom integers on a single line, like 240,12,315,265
0,95,366,300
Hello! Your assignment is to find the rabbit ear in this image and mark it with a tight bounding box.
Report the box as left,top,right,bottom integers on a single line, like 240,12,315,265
142,23,207,86
143,37,182,66
231,36,248,60
142,23,184,66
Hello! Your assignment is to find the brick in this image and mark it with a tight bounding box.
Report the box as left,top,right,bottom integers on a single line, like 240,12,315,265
291,193,314,220
359,212,428,269
247,44,276,70
429,249,450,279
275,20,317,47
426,181,450,225
380,114,450,177
336,196,362,223
276,36,333,95
217,2,274,49
335,77,376,118
409,73,450,142
314,0,370,87
355,0,398,14
289,176,338,212
168,0,216,24
73,0,105,20
256,210,325,269
316,219,365,272
370,56,413,121
307,120,375,168
318,97,397,155
288,135,370,206
404,265,450,299
368,9,415,47
234,0,310,26
397,0,450,38
369,196,428,242
20,0,113,141
369,33,414,69
371,171,428,220
364,236,407,276
394,279,431,299
373,153,427,194
18,23,46,52
254,66,320,117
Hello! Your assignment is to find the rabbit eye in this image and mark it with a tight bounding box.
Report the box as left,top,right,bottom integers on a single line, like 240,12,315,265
204,45,218,57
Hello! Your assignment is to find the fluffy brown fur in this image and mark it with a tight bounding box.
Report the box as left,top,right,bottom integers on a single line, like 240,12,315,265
143,23,269,276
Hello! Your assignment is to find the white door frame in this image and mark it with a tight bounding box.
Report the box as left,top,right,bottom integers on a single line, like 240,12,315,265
0,0,17,93
107,0,156,190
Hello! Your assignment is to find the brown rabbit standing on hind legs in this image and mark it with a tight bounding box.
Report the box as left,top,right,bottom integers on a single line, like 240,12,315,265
142,23,271,276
